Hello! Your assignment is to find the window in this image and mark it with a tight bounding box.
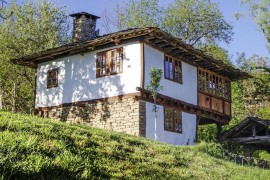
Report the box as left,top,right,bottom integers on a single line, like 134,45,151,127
164,55,182,83
96,47,123,77
47,68,59,88
164,108,182,133
198,68,231,100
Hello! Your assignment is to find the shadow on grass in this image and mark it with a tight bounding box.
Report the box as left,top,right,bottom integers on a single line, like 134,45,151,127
0,164,112,180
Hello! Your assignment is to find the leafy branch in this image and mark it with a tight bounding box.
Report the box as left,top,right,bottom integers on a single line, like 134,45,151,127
146,68,163,141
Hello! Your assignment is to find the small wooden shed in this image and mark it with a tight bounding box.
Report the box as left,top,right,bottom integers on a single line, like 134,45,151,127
222,117,270,156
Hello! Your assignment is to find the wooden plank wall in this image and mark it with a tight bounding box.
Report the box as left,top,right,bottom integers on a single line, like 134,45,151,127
199,93,231,116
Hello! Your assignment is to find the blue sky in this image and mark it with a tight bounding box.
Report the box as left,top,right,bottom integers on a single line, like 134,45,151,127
47,0,270,62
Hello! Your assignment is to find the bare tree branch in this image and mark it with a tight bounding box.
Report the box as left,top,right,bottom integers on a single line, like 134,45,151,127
0,0,12,19
100,3,124,34
101,9,113,34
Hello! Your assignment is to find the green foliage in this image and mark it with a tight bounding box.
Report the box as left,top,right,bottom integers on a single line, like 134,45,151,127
253,150,270,162
243,0,270,51
1,0,69,56
257,108,270,119
229,81,247,127
233,54,270,118
239,0,270,120
196,142,225,159
222,53,270,131
0,112,270,179
146,67,163,114
0,0,69,113
146,68,163,140
243,55,270,100
201,45,232,65
197,124,217,143
118,0,233,46
118,0,161,29
229,53,249,126
145,67,163,103
163,0,233,45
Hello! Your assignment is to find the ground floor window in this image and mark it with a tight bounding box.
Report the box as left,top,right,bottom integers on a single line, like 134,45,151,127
164,108,182,133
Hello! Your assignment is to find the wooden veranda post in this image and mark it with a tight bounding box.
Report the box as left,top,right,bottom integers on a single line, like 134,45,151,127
216,123,222,143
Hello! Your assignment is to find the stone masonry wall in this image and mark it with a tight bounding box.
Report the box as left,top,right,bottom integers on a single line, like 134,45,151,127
42,97,146,137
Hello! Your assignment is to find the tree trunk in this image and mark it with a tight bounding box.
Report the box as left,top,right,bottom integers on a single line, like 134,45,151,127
154,112,157,141
154,98,157,141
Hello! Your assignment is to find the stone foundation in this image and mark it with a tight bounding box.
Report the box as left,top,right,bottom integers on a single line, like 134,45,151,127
38,96,146,137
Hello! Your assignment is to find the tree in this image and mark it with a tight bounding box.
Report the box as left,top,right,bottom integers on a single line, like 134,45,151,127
0,0,69,112
241,0,270,118
146,68,163,141
237,54,270,118
243,0,270,50
163,0,233,46
116,0,233,46
201,45,233,65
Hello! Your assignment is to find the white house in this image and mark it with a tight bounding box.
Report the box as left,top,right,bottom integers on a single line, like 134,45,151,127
13,12,250,145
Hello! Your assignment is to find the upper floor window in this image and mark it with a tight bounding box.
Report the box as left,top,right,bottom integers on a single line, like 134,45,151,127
164,108,182,133
47,68,59,89
96,47,123,77
198,68,231,100
164,55,182,83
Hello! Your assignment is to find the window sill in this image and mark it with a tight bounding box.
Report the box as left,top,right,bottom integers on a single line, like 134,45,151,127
96,71,123,78
164,129,182,134
164,77,183,84
47,85,58,89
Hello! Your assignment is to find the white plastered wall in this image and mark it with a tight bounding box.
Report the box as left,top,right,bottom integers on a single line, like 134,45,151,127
146,102,197,145
144,44,197,104
144,44,198,145
35,42,141,108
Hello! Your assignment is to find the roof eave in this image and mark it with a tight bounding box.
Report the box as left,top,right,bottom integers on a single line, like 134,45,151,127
11,27,251,80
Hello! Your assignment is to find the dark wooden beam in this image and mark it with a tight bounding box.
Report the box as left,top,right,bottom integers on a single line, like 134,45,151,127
159,43,172,48
233,123,253,138
164,47,178,53
252,124,256,137
227,136,270,144
136,87,230,124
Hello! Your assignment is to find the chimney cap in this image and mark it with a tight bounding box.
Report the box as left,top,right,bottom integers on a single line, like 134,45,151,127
70,12,100,19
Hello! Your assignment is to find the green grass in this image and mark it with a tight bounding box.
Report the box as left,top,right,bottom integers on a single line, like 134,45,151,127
0,111,269,179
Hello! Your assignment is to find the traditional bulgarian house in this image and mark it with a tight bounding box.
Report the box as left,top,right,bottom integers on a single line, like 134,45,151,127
12,12,250,145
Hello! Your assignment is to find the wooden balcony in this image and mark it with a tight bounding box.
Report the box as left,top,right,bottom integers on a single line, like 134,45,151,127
198,92,231,117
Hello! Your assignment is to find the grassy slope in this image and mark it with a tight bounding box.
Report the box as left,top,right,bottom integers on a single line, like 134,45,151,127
0,112,269,179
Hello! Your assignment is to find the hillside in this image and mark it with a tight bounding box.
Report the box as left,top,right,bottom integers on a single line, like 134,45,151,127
0,112,269,179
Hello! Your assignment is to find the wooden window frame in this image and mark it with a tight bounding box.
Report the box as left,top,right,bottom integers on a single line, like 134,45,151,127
47,68,59,89
164,107,182,133
96,47,123,78
164,55,183,84
198,68,231,101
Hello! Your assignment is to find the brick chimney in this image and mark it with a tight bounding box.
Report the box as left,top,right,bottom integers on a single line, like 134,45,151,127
70,12,100,42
